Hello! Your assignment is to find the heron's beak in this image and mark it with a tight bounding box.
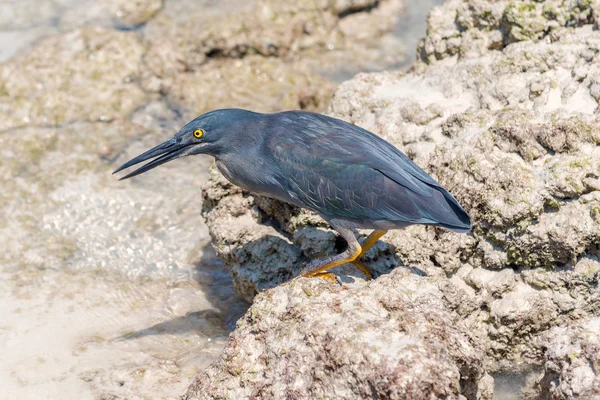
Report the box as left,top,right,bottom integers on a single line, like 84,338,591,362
112,138,198,180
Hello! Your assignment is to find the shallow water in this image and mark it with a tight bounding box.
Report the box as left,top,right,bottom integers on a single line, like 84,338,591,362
492,370,539,400
0,0,455,398
0,267,235,399
315,0,445,82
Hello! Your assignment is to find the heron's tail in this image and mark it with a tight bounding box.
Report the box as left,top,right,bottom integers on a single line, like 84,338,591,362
431,187,472,233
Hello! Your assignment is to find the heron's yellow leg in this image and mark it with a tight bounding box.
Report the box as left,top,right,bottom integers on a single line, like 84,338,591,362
350,230,388,280
299,226,362,278
297,228,387,281
351,259,373,280
301,242,362,277
357,230,388,257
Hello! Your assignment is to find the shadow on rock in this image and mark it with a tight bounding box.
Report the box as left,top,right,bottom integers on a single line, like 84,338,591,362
357,235,404,278
222,228,412,299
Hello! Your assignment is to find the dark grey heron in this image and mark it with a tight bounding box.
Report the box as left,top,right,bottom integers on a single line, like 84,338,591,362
114,109,471,280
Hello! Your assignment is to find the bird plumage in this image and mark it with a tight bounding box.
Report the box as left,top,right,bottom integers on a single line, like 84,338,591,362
261,111,471,232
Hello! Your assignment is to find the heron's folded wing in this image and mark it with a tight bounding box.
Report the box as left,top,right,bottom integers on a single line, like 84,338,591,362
268,133,438,223
271,112,442,196
265,112,470,229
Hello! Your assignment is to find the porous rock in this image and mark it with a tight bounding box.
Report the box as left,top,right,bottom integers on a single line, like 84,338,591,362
185,268,493,400
418,0,600,63
523,317,600,399
0,27,149,131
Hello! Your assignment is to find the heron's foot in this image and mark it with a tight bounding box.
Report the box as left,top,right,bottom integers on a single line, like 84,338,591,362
295,232,362,282
312,271,341,284
351,260,373,280
298,256,338,278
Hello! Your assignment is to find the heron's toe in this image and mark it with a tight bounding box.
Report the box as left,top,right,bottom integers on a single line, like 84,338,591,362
351,260,373,280
312,272,341,284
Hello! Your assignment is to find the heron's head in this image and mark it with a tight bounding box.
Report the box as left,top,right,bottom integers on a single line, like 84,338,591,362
113,108,259,180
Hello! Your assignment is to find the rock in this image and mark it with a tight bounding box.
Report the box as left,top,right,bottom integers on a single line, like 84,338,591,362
523,318,600,399
141,0,404,84
184,268,493,400
201,0,600,375
330,22,600,368
167,56,335,118
201,167,304,300
0,27,149,131
418,0,600,64
136,0,404,116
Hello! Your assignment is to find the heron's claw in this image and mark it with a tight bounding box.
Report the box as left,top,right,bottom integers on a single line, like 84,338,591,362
312,271,341,284
351,260,373,280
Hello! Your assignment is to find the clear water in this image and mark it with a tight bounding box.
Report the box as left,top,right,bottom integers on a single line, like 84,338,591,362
0,1,454,399
492,370,539,400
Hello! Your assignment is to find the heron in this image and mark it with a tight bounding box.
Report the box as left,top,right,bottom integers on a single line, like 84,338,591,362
114,109,471,280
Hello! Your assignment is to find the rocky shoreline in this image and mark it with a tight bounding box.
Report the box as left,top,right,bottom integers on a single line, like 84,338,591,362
194,0,600,398
2,0,598,398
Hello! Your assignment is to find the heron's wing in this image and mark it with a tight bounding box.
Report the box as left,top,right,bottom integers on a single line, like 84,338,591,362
266,112,466,227
272,112,441,193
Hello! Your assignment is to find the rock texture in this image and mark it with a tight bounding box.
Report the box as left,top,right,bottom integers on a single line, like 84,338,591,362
0,27,148,131
418,0,600,64
185,268,493,400
524,318,600,399
142,0,404,83
199,0,600,396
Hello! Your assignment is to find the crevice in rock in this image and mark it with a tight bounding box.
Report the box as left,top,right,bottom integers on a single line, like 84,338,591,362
338,1,380,19
334,234,348,253
429,254,442,268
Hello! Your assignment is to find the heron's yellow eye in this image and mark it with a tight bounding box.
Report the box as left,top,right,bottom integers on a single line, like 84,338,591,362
193,129,204,138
